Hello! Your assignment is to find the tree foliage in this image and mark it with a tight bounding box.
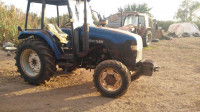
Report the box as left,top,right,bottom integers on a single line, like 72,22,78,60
157,21,176,31
0,2,40,44
47,14,70,27
175,0,200,22
0,2,70,45
118,3,152,16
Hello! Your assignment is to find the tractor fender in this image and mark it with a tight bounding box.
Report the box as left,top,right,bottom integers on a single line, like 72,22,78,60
18,30,61,59
142,27,152,37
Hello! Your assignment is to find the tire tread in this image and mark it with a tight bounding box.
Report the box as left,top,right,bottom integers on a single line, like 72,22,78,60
93,60,131,98
15,38,56,85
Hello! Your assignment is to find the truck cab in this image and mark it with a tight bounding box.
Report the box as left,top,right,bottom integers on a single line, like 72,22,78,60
107,12,153,47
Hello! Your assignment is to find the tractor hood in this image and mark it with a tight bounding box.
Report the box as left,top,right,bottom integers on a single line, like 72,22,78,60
89,26,143,50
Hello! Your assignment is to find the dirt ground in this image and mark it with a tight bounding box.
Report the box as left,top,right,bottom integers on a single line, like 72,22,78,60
0,38,200,112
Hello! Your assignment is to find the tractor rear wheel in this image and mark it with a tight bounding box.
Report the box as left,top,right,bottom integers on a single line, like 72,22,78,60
143,30,152,47
93,60,131,98
15,38,56,85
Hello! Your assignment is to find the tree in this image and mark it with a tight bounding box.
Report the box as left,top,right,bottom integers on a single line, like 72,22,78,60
175,0,200,22
118,3,152,16
0,2,40,44
47,14,70,28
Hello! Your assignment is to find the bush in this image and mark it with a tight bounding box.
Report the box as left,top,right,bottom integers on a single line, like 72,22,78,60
194,21,200,29
157,20,176,31
0,2,71,46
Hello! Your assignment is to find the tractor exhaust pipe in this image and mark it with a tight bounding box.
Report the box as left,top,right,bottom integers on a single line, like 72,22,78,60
83,0,89,52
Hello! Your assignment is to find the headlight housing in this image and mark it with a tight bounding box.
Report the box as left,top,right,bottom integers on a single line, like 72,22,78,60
130,45,137,50
131,28,135,32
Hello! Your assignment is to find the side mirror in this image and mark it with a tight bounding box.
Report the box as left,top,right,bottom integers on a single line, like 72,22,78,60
91,9,102,21
99,20,108,27
18,26,22,32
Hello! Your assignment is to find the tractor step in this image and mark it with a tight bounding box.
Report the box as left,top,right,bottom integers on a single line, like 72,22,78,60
62,47,72,53
60,53,74,59
58,62,74,67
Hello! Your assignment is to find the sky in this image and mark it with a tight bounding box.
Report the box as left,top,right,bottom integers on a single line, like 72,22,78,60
0,0,200,21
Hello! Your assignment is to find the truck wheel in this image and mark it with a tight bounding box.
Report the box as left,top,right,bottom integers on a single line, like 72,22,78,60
182,32,190,37
193,33,200,37
93,60,131,98
143,30,152,47
15,38,56,85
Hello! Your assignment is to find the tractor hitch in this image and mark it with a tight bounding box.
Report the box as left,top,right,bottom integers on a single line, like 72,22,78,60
135,59,160,76
140,59,159,76
131,59,159,81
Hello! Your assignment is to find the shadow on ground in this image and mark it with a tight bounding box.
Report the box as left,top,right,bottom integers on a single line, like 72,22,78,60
0,76,113,112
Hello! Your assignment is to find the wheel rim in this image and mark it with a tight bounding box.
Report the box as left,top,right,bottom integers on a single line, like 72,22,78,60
99,68,122,92
20,49,41,77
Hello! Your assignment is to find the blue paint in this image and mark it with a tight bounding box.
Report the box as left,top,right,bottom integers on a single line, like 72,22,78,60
88,26,137,44
18,26,139,60
18,31,61,59
61,28,72,39
62,26,138,44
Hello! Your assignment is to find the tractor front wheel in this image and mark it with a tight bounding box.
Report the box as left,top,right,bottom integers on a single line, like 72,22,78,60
93,60,131,98
15,38,56,85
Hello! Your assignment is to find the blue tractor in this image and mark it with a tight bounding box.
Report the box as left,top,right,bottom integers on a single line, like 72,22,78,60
15,0,159,98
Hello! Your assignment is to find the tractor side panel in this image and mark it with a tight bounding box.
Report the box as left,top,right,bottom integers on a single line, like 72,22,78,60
18,30,61,59
86,27,139,68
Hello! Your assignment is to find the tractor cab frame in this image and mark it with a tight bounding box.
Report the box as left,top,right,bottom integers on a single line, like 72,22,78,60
24,0,91,57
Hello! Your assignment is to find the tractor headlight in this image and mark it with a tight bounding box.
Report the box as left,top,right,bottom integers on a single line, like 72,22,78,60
130,45,137,50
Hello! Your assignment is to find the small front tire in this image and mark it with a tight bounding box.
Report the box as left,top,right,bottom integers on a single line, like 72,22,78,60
93,60,131,98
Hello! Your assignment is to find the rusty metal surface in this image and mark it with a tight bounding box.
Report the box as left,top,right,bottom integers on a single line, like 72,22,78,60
117,25,147,39
118,25,134,32
155,30,163,39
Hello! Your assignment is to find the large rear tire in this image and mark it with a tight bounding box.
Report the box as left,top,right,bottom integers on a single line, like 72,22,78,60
15,38,56,85
143,30,152,47
93,60,131,98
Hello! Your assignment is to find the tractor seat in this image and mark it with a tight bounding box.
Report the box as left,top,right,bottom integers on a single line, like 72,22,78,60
45,24,68,44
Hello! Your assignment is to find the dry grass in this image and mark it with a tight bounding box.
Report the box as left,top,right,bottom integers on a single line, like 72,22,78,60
0,38,199,112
